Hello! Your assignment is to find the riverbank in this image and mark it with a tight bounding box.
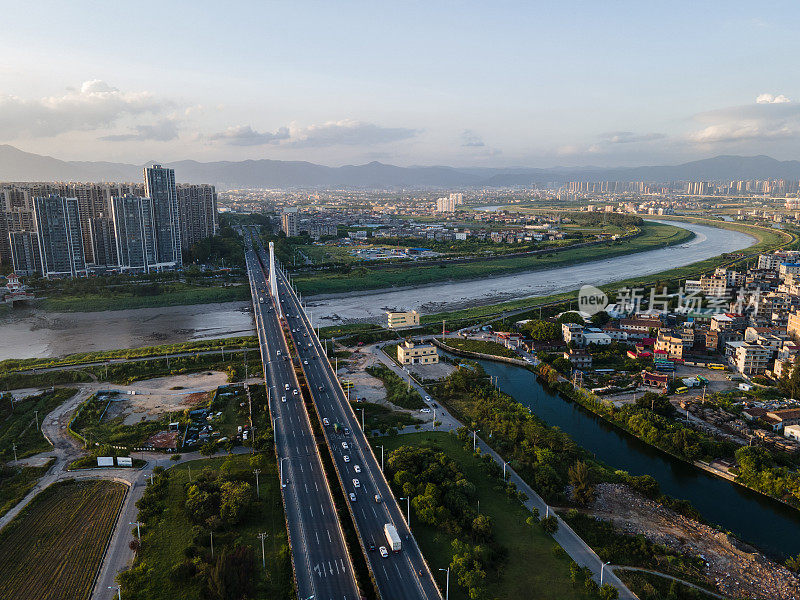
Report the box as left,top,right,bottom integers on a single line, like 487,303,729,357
433,340,800,559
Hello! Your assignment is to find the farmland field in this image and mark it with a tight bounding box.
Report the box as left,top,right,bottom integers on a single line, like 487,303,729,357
0,479,126,600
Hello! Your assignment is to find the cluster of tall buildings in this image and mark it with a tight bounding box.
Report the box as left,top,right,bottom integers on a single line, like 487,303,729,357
435,192,463,213
0,165,218,277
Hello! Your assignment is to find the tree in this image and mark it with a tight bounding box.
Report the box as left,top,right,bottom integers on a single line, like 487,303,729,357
568,461,595,506
471,514,493,542
558,312,584,325
569,561,583,587
200,441,216,457
540,515,558,535
599,583,619,600
220,481,253,525
207,545,255,600
786,553,800,573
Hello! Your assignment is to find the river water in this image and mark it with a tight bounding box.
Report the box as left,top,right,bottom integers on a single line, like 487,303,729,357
0,220,754,360
305,219,755,324
465,355,800,559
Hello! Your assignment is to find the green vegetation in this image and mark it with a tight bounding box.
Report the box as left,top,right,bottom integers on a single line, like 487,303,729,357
352,400,421,433
0,388,76,461
39,282,249,312
0,479,126,600
0,459,54,518
0,336,258,373
292,222,692,296
442,338,519,359
118,455,291,600
734,446,800,509
616,570,720,600
378,432,583,600
365,363,426,409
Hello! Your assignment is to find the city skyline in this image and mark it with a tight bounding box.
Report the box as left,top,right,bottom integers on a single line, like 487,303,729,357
2,2,800,168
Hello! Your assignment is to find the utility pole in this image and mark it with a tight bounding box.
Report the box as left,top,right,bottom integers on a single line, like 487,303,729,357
253,469,261,497
257,532,268,570
34,410,39,432
130,520,142,540
12,443,17,463
210,530,214,558
472,429,480,451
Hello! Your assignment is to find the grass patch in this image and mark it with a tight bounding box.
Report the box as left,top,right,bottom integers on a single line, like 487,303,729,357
443,338,518,359
0,459,54,518
38,283,250,313
352,400,421,433
617,570,720,600
0,388,77,461
377,431,583,600
119,454,292,600
365,363,425,409
0,479,126,600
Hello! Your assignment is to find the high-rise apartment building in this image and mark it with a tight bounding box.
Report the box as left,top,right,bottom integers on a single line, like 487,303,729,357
111,195,155,272
89,217,119,268
177,184,219,249
32,195,87,278
9,231,41,275
282,208,299,236
144,164,182,268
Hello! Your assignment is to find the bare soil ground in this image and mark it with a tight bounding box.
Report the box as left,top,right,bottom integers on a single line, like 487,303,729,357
103,371,226,425
588,483,800,600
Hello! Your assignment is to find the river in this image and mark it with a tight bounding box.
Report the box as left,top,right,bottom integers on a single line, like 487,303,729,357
463,355,800,559
0,219,755,360
304,219,755,324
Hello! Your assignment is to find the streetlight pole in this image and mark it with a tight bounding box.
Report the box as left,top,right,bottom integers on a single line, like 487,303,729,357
600,561,610,586
439,567,450,600
359,408,365,431
400,496,411,526
253,469,261,497
34,410,39,432
257,532,268,570
108,586,121,600
210,530,214,558
129,521,142,540
472,429,480,452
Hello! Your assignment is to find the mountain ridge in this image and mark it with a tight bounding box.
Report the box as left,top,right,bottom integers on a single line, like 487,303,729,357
1,145,799,189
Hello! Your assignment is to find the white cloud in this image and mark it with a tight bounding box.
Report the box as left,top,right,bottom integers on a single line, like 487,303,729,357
689,97,800,144
209,124,290,146
0,80,168,139
209,119,418,148
287,119,418,148
101,119,180,142
756,93,791,104
598,131,666,144
461,129,485,147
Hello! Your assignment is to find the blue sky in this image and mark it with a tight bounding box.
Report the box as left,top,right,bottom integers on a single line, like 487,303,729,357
1,1,800,167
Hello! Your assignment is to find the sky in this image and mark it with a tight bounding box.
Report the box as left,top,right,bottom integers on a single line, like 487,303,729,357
2,1,800,168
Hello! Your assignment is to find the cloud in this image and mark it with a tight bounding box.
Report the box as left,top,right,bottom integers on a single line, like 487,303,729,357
0,80,167,139
688,97,800,144
461,129,485,147
598,131,666,144
756,93,790,104
209,124,290,146
101,119,180,142
209,119,418,148
287,119,418,148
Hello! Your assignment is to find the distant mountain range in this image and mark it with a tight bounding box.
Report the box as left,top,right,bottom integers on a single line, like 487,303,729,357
2,144,800,189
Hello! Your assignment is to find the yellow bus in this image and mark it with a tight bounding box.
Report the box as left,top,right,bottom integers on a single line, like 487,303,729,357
675,386,689,394
707,363,726,370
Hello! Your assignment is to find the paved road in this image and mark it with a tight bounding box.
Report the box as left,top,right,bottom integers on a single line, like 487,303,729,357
247,235,361,600
272,262,443,599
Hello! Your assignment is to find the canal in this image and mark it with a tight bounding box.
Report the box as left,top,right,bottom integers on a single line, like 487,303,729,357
467,356,800,560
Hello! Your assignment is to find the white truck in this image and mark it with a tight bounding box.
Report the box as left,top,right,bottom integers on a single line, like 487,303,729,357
384,523,401,552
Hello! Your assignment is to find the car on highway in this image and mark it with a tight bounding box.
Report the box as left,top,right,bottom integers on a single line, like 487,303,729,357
353,465,361,473
342,442,349,450
343,455,350,462
292,389,298,395
374,494,382,503
281,395,286,403
303,332,308,337
352,478,360,488
303,360,308,365
379,546,388,558
284,383,290,390
318,385,325,391
308,343,313,348
276,350,281,356
349,492,357,502
323,417,330,426
425,396,431,401
368,543,375,552
344,428,350,435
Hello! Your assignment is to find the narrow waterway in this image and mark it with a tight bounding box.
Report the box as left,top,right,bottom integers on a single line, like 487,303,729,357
462,355,800,560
